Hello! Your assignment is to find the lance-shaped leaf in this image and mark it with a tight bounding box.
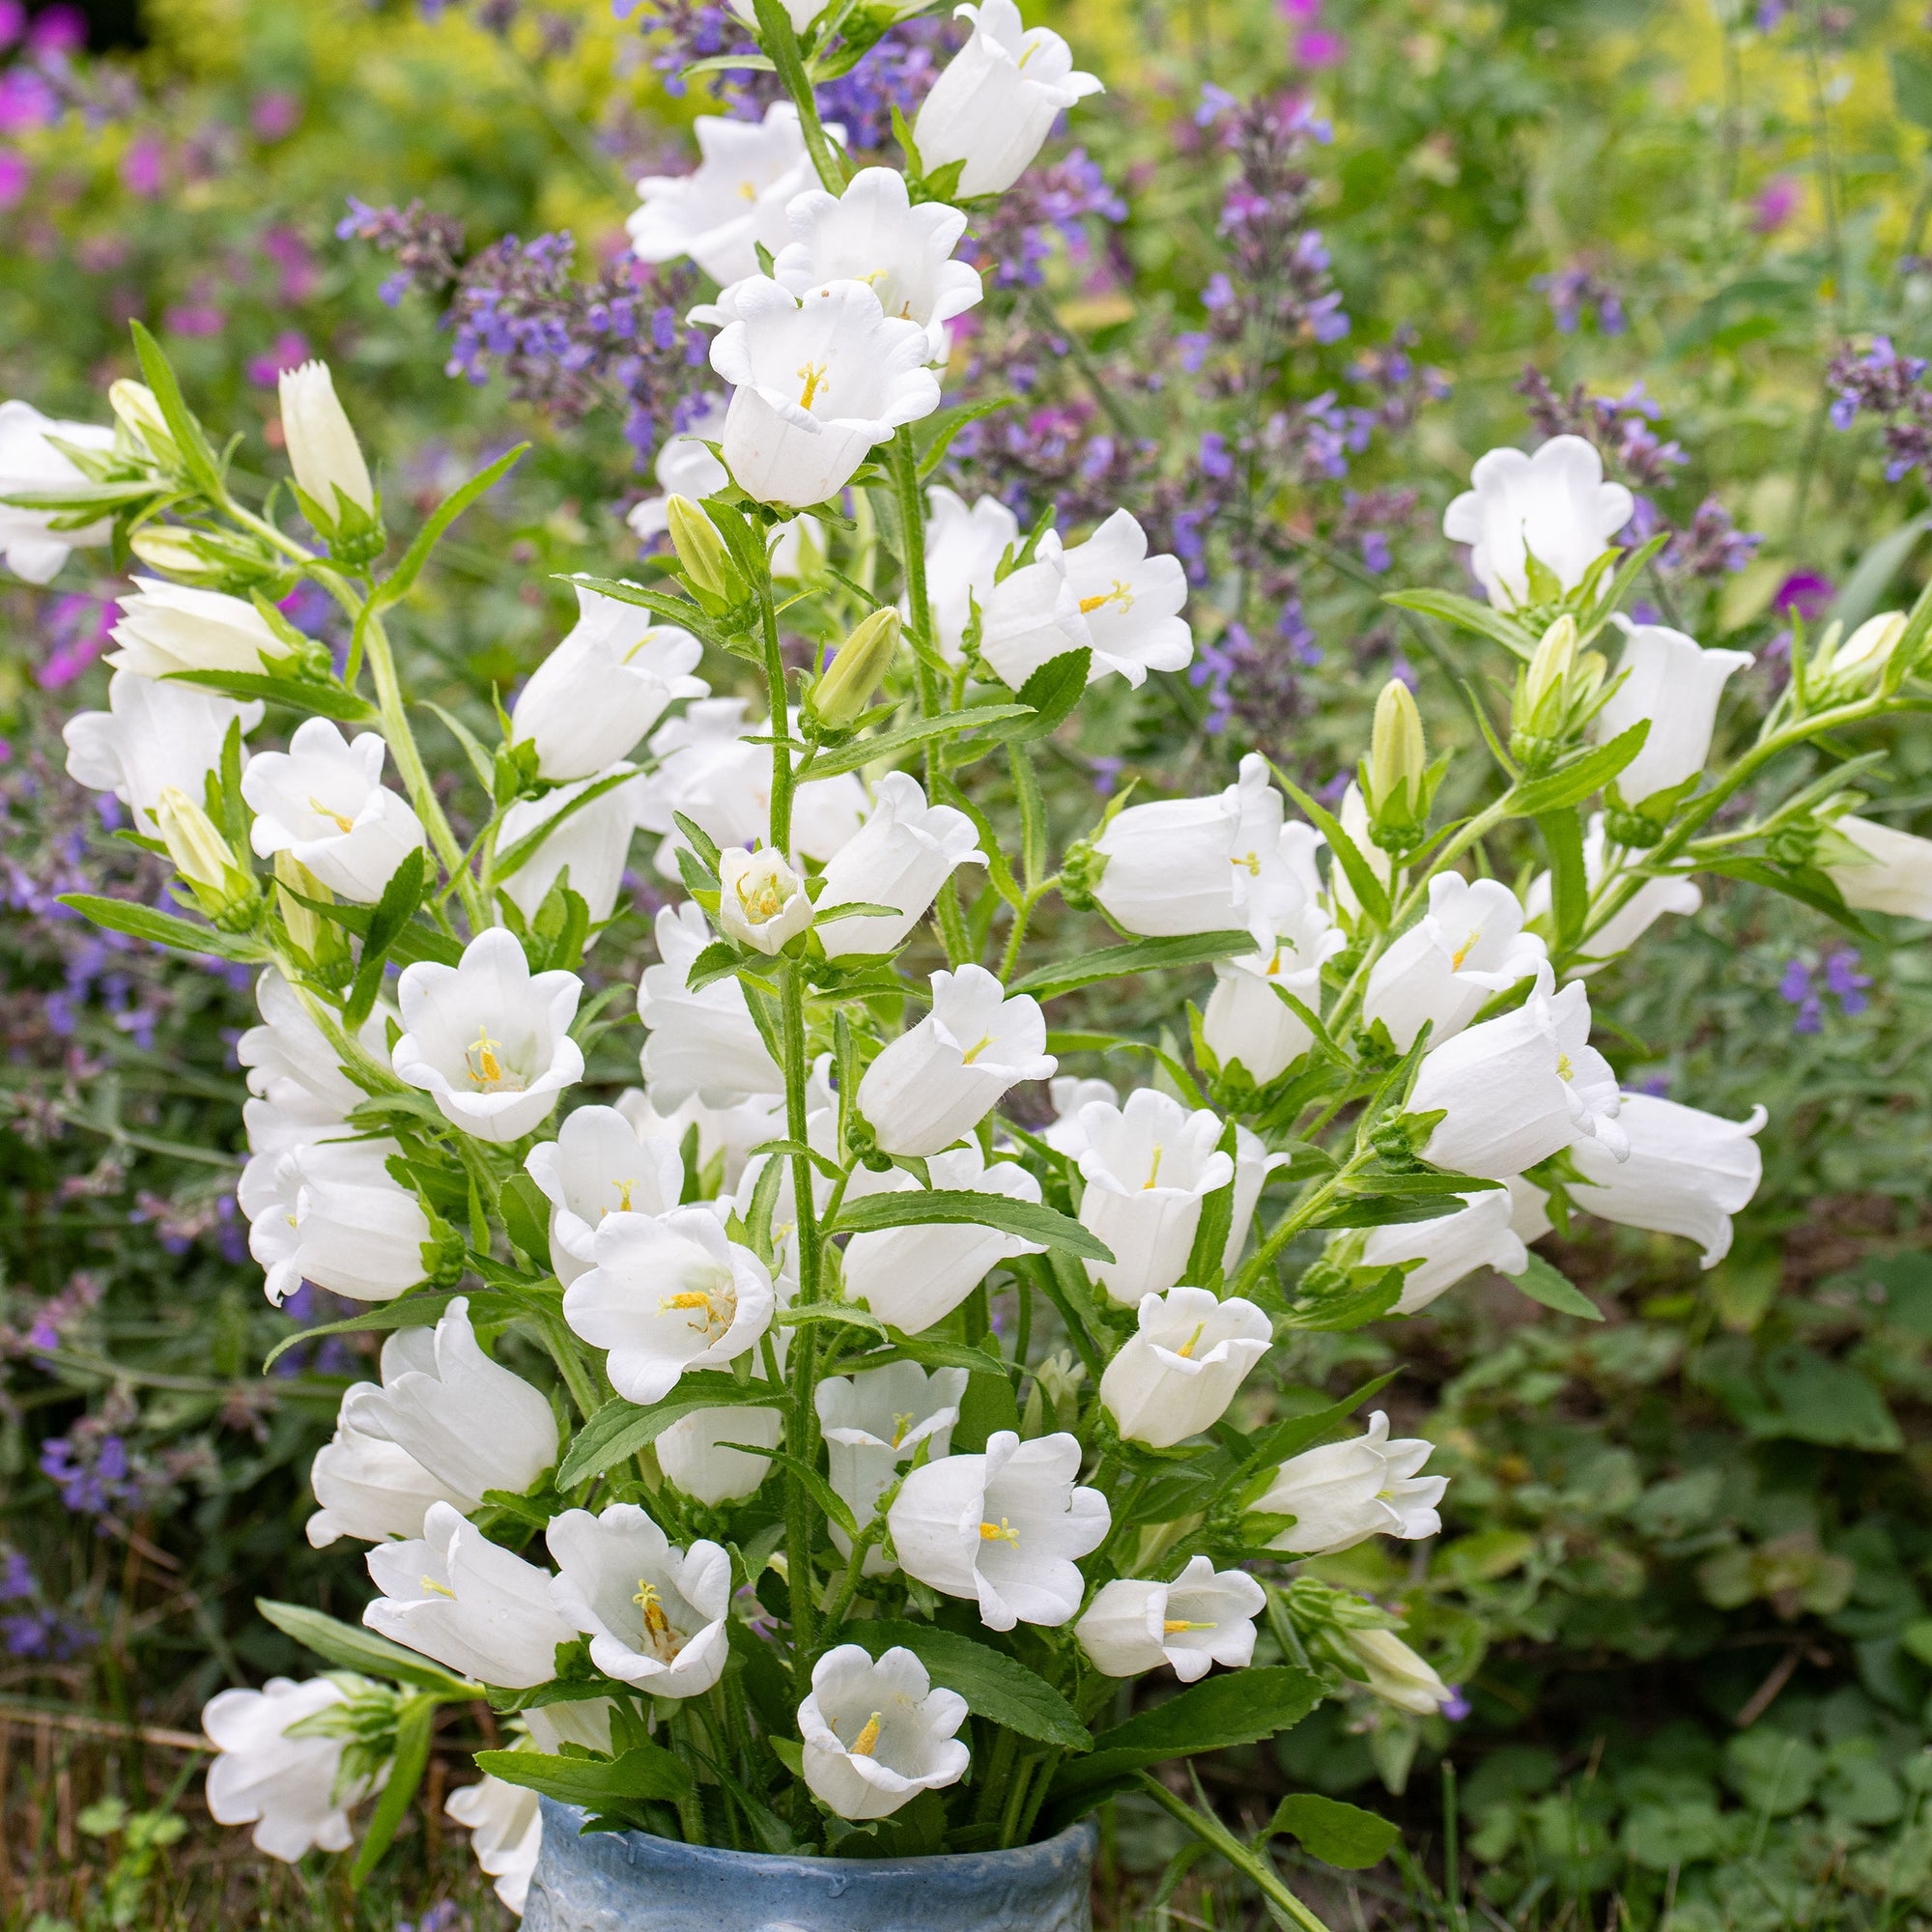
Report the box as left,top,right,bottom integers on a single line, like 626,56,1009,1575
1383,587,1541,661
472,1743,694,1809
57,894,270,963
1506,720,1649,816
843,1620,1090,1749
1010,931,1256,1001
794,705,1031,781
555,1381,781,1488
255,1600,480,1698
829,1189,1114,1264
1513,1252,1604,1321
352,1693,439,1882
163,668,377,724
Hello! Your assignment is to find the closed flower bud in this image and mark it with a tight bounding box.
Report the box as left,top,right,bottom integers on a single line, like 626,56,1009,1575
109,380,175,462
810,607,900,727
1820,610,1908,689
1522,613,1577,721
127,526,212,576
666,494,738,601
156,784,257,924
1367,677,1426,816
1345,1627,1455,1715
271,851,329,960
277,360,376,520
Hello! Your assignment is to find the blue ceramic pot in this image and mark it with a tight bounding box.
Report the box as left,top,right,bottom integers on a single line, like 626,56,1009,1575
523,1798,1095,1932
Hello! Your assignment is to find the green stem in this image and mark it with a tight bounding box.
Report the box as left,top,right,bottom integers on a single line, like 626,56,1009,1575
781,961,823,1658
1233,1150,1369,1301
756,571,797,856
540,1314,603,1423
1132,1772,1332,1932
752,0,843,193
997,1754,1036,1849
974,1728,1019,1825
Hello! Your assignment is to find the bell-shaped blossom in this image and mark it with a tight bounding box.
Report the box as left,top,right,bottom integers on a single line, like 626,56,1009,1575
1570,1093,1766,1267
1508,1174,1554,1245
799,1644,970,1821
923,487,1019,663
1223,1124,1290,1274
857,963,1055,1156
279,360,376,519
562,1206,775,1404
446,1773,542,1916
393,928,584,1144
63,669,261,834
1072,1089,1236,1305
1593,617,1753,808
710,277,940,509
619,1084,787,1192
839,1144,1047,1332
913,0,1104,198
718,844,813,953
1203,903,1346,1086
656,1405,782,1504
1359,1187,1530,1315
0,399,115,582
526,1103,685,1286
638,901,784,1110
887,1429,1109,1632
1042,1074,1120,1153
1525,814,1702,970
1099,1286,1272,1447
1252,1411,1446,1556
547,1504,730,1698
510,586,707,783
1408,967,1627,1179
366,1502,573,1689
628,104,838,287
1076,1556,1266,1682
341,1297,557,1501
1441,435,1635,611
203,1676,378,1861
814,772,986,958
105,578,283,679
242,1087,348,1166
497,767,643,926
978,550,1089,687
242,1137,431,1306
525,1700,616,1755
242,718,426,903
1824,814,1932,920
240,968,384,1114
306,1398,466,1551
1363,875,1548,1053
818,1363,969,1575
1092,753,1315,941
1346,1628,1455,1715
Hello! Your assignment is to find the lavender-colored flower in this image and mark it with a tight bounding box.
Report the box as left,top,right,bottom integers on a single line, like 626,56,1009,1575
1534,263,1626,337
1774,572,1833,623
1828,338,1932,482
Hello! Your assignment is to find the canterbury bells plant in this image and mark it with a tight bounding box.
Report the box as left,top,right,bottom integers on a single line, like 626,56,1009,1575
21,5,1932,1920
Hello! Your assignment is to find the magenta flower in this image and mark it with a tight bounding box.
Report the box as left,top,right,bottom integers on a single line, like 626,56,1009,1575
0,1,23,49
0,149,27,209
163,302,226,338
26,3,85,55
1753,174,1800,233
120,136,164,198
1773,571,1833,623
1293,27,1346,65
245,329,312,386
250,91,300,141
0,68,57,134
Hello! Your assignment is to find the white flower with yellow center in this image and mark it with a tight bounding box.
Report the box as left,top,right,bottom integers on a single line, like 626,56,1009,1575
1098,1285,1272,1448
817,1362,971,1576
1076,1556,1267,1682
1249,1411,1446,1558
1362,873,1547,1054
798,1645,970,1821
717,845,814,954
525,1103,686,1286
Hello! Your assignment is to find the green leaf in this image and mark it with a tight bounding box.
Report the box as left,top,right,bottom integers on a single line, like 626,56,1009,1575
774,1301,887,1339
1514,1252,1605,1321
499,1171,554,1267
878,1330,1005,1374
1891,45,1932,129
983,648,1091,743
344,847,428,1029
679,49,779,74
1265,1793,1399,1869
254,1600,479,1696
376,445,528,610
915,396,1014,477
1271,771,1390,927
494,769,642,882
1009,930,1256,1000
128,320,225,501
161,668,376,723
554,1380,779,1487
1507,721,1649,816
352,1694,438,1882
831,1188,1114,1264
56,893,268,962
795,704,1031,781
424,701,500,797
745,1445,860,1539
1383,587,1540,661
1537,810,1588,952
563,573,724,646
473,1744,693,1809
1236,1374,1397,1479
844,1621,1090,1749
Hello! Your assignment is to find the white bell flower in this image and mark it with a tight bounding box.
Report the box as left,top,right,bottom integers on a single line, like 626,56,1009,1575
817,1363,970,1576
839,1144,1046,1333
718,844,814,953
561,1205,775,1404
241,1088,347,1164
202,1676,379,1861
1203,902,1347,1086
526,1103,685,1286
710,277,941,509
104,577,284,679
0,399,115,582
1076,1556,1266,1682
628,103,840,287
62,669,262,834
497,766,644,926
365,1502,575,1690
242,1137,431,1306
510,584,707,782
923,486,1019,664
887,1429,1109,1632
856,963,1055,1157
1252,1411,1446,1556
546,1503,730,1698
638,901,784,1111
656,1405,782,1504
618,1083,787,1191
446,1773,542,1917
1058,510,1192,686
306,1393,466,1551
729,1094,838,1292
813,772,986,959
1345,1628,1455,1715
1524,814,1702,970
278,360,376,519
340,1297,558,1502
241,718,427,904
1072,1089,1236,1305
1824,814,1932,920
1569,1092,1767,1266
1407,966,1627,1179
1363,874,1548,1053
1441,435,1635,611
799,1645,971,1821
393,928,585,1144
239,968,384,1113
1223,1124,1291,1274
1508,1174,1555,1244
1099,1286,1272,1447
1592,617,1754,808
913,0,1104,198
978,549,1089,688
1359,1187,1530,1315
1041,1074,1120,1153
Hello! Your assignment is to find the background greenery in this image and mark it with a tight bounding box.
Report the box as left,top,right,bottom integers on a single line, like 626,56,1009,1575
3,0,1931,1924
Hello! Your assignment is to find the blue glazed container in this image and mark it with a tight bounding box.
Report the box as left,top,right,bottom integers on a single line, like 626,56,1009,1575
523,1798,1095,1932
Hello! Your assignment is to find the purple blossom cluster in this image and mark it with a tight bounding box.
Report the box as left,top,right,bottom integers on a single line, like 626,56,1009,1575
1828,337,1932,484
0,1268,101,1359
0,1543,93,1662
1534,263,1627,337
420,0,583,60
965,147,1125,291
617,0,767,116
1779,948,1871,1035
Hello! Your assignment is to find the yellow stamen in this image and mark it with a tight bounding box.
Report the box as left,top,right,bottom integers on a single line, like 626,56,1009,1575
658,1286,734,1339
1077,578,1135,616
737,180,758,201
632,1579,684,1660
850,1712,883,1757
1231,848,1262,876
466,1027,505,1088
612,1178,638,1214
737,871,788,923
1264,950,1283,978
960,1033,994,1065
890,1412,916,1450
979,1518,1019,1546
1449,929,1480,970
1163,1619,1216,1634
1175,1321,1206,1360
1143,1144,1164,1190
308,795,355,835
420,1576,457,1600
1555,1052,1574,1082
796,360,829,411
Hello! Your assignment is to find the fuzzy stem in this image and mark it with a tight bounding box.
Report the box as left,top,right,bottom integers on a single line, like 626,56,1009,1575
757,571,797,857
753,0,844,194
781,959,823,1659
